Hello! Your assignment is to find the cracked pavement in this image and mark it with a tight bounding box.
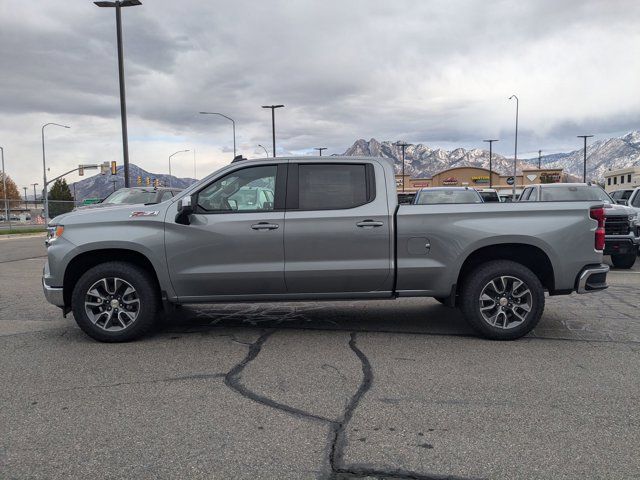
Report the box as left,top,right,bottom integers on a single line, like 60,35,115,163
1,236,640,479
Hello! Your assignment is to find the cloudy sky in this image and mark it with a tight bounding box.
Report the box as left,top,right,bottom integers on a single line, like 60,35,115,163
1,0,638,190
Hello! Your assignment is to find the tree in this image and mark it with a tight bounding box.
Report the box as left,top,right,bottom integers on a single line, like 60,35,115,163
0,172,21,212
48,178,74,218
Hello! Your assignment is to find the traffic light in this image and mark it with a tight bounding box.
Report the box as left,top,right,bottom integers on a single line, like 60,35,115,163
146,177,150,186
78,165,84,176
137,176,142,186
111,161,117,175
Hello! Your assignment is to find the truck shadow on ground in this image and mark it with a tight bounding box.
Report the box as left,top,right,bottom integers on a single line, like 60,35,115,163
160,299,477,338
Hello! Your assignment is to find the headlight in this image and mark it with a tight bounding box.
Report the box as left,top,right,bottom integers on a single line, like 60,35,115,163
46,225,64,244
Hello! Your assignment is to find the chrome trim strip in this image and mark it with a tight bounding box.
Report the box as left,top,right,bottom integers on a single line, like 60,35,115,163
577,264,609,294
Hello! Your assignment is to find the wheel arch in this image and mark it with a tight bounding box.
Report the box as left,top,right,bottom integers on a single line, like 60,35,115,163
456,243,556,298
63,249,162,308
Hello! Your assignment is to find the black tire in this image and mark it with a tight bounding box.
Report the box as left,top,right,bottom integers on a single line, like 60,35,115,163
71,261,160,342
459,260,545,340
611,253,636,269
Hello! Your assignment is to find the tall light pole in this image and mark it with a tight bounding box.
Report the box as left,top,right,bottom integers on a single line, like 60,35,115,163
508,95,519,198
199,112,236,158
42,122,70,220
0,146,8,221
257,144,269,157
538,149,542,169
483,139,498,188
261,105,284,157
577,135,594,182
395,141,412,193
314,147,327,156
94,0,142,188
31,183,39,209
168,150,189,187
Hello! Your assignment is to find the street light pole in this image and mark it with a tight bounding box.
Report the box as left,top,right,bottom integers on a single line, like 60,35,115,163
257,144,269,157
261,105,284,157
31,183,39,210
168,150,190,188
538,149,542,169
483,139,498,188
199,112,236,158
42,122,70,220
23,187,28,206
508,95,519,198
314,147,327,156
395,142,412,193
0,147,8,222
577,135,594,182
94,0,142,188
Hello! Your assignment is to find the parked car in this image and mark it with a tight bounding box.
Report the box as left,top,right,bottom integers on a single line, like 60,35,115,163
44,157,609,342
610,189,635,206
75,187,182,210
475,188,501,203
520,183,639,269
413,187,483,204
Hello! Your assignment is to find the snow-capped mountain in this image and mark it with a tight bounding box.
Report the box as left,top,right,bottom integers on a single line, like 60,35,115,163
343,138,536,178
72,164,196,200
342,131,640,181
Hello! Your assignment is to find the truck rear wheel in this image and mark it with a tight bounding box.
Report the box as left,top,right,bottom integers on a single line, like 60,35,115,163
460,260,545,340
610,253,636,269
71,262,160,342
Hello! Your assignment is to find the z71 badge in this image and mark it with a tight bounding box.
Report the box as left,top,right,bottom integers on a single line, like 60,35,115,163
129,211,159,218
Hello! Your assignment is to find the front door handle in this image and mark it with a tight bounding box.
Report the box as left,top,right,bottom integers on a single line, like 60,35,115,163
356,220,384,228
251,222,279,231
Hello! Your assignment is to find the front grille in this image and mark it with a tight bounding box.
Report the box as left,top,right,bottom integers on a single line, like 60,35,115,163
605,216,630,235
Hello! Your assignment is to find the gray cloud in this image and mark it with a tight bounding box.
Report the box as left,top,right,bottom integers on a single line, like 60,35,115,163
1,0,638,187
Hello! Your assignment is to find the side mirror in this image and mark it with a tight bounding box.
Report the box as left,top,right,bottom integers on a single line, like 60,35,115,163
175,194,196,225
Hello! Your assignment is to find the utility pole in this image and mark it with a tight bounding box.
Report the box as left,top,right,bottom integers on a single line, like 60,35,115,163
0,146,8,222
483,139,498,188
314,147,327,156
577,135,594,182
508,95,519,198
23,187,28,206
42,122,70,220
395,142,413,193
31,183,39,209
261,105,284,157
94,0,142,187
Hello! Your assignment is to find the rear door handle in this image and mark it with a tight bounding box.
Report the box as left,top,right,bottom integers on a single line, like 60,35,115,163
251,222,279,230
356,220,384,228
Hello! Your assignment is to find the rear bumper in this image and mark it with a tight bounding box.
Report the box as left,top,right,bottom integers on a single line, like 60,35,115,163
576,264,609,294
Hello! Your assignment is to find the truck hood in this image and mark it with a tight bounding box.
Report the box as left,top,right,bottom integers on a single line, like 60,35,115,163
604,203,636,217
49,202,169,225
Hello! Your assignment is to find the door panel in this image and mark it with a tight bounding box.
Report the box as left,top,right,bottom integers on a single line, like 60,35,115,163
165,163,286,299
284,162,392,294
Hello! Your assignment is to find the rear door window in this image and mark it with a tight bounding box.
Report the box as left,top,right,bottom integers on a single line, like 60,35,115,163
291,164,373,210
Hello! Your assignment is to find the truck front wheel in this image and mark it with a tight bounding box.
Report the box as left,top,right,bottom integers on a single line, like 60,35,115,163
460,260,545,340
71,262,160,342
610,253,636,269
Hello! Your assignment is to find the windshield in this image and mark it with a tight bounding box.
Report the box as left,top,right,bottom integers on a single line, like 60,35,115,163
414,189,483,204
540,186,613,203
103,189,158,205
478,191,500,202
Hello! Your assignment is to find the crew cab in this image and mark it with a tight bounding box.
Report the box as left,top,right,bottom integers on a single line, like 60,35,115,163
519,183,639,269
43,157,609,342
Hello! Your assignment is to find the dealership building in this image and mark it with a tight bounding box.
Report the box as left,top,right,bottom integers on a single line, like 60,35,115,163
396,166,569,196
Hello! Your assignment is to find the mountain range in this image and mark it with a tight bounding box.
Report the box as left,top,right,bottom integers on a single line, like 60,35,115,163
342,131,640,181
71,164,196,200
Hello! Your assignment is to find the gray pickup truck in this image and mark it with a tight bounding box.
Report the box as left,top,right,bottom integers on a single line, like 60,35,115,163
43,157,609,342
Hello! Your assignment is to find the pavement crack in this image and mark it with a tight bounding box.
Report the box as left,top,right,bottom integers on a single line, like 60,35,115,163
223,329,334,424
328,331,373,477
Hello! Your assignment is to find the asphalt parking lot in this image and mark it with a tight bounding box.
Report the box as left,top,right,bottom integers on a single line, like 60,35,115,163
1,235,639,479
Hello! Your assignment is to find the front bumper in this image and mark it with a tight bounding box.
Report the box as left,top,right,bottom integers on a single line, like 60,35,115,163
42,261,65,308
604,237,638,256
576,264,609,294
